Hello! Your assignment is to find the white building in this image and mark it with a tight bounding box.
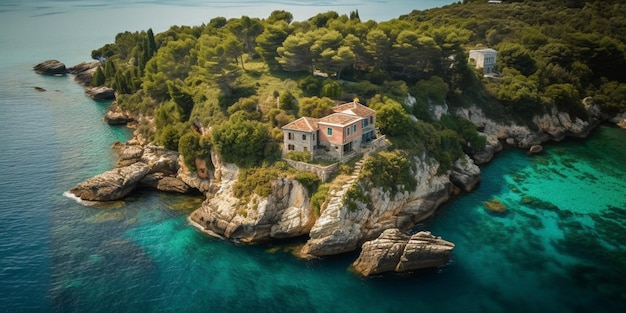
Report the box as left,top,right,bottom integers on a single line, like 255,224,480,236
469,48,498,75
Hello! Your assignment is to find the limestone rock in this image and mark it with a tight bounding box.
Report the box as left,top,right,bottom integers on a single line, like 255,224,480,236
141,145,179,175
33,60,67,75
610,110,626,129
140,173,191,193
86,86,115,100
529,145,543,154
104,102,134,125
472,144,494,165
189,151,313,242
352,228,454,277
300,153,453,258
115,144,144,167
68,61,99,86
69,162,150,201
450,154,481,192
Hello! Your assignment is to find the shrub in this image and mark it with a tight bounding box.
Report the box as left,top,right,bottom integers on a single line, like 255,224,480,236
294,171,321,195
285,151,312,162
311,184,330,217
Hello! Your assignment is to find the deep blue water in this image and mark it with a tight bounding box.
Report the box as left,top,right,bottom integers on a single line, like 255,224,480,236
1,1,625,312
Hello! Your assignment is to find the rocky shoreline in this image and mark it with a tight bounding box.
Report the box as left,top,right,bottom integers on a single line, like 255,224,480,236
36,58,625,277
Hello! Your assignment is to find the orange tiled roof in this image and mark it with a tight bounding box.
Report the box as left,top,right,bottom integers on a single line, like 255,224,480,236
282,117,319,132
333,101,375,117
318,113,361,126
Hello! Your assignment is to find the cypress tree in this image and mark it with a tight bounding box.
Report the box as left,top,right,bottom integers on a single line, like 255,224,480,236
92,66,105,86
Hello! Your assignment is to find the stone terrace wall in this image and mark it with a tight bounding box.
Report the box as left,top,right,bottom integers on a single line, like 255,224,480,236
284,159,338,183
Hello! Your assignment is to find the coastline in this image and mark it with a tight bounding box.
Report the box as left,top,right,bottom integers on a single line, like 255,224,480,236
51,53,625,263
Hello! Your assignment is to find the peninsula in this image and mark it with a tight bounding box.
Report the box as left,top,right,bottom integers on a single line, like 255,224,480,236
36,0,626,276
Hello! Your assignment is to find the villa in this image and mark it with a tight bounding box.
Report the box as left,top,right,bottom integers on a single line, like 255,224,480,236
468,48,498,75
282,101,376,162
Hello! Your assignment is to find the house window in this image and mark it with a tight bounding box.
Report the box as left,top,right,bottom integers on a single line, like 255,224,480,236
353,124,357,133
346,127,350,136
302,134,307,140
362,119,368,128
288,132,293,140
369,116,373,124
327,128,333,135
288,144,295,151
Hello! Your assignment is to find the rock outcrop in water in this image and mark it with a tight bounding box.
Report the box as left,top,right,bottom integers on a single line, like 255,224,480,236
69,162,150,201
86,86,115,100
351,228,454,277
450,154,481,192
68,61,99,86
33,60,68,75
69,144,196,201
104,102,134,125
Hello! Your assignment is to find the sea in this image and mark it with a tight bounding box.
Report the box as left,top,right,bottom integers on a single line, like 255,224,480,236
1,1,625,312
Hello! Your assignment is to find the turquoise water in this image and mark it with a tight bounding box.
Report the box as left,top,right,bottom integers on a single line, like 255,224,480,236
1,1,625,312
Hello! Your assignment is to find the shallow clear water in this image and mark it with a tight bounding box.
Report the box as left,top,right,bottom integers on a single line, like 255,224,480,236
1,1,625,312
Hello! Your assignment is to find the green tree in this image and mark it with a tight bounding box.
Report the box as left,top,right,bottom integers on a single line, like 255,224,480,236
366,29,392,71
298,96,335,118
167,81,195,121
267,10,293,24
211,112,269,167
276,32,314,73
370,97,411,136
91,66,105,86
255,21,291,71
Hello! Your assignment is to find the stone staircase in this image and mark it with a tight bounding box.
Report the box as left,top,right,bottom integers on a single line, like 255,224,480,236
323,159,365,213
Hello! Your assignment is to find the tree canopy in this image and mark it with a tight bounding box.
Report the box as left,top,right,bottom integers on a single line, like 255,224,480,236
93,0,626,175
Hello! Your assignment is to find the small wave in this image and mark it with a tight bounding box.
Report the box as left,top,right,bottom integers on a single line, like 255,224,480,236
62,191,99,207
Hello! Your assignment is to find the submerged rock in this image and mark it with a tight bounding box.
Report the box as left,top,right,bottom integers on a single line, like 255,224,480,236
33,60,67,75
68,162,150,201
351,228,454,277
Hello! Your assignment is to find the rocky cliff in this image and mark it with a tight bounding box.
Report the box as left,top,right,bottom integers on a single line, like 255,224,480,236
457,98,603,156
299,153,455,258
189,151,315,242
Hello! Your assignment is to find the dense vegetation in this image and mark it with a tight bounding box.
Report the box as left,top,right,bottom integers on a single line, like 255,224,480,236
90,0,626,194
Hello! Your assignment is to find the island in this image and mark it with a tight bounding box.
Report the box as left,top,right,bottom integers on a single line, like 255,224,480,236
36,0,626,277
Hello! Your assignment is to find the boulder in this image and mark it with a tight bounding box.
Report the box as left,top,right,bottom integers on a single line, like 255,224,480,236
68,162,150,201
351,228,454,277
141,145,180,175
33,60,68,75
450,154,481,192
472,144,494,165
115,144,144,167
140,173,191,193
529,145,543,154
104,102,134,125
86,86,115,100
68,61,99,86
610,110,626,129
